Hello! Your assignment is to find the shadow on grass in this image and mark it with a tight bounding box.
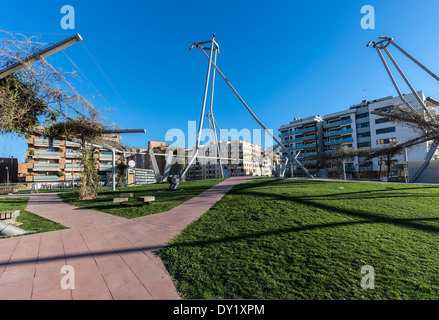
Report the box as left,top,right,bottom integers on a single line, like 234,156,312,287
164,179,439,249
166,215,439,249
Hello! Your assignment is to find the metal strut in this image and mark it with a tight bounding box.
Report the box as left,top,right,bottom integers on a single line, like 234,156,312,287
367,36,439,182
170,34,314,190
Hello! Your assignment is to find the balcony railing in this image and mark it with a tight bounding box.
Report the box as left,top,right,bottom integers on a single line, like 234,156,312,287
34,138,60,147
279,126,317,138
282,135,317,144
33,175,59,181
99,153,113,160
65,141,80,147
65,163,83,171
288,142,318,150
33,151,60,159
99,164,114,171
66,152,82,158
65,175,81,180
323,119,352,129
324,137,354,146
324,128,353,137
33,163,60,171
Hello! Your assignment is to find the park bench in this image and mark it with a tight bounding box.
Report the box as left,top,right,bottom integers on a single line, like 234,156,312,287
113,197,129,205
137,196,155,205
0,210,20,224
119,193,134,198
113,195,155,206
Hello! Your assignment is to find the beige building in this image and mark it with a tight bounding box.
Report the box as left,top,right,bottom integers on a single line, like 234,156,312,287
186,140,278,180
18,132,123,186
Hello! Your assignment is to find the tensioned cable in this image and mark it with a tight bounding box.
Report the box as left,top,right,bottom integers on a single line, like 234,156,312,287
62,50,116,115
80,42,141,125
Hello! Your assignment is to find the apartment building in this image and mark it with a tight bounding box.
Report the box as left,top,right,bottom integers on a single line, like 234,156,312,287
186,140,278,180
279,115,323,177
18,132,123,186
278,91,439,179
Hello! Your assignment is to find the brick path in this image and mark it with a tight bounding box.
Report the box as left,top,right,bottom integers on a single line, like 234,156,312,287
0,177,255,300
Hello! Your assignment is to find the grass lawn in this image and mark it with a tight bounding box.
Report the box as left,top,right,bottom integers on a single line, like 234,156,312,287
0,197,67,236
159,178,439,300
58,178,226,219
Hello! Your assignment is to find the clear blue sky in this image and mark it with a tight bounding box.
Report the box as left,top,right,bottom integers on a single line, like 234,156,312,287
2,0,439,162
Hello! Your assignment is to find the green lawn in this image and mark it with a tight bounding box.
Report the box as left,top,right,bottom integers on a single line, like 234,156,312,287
0,197,67,236
159,178,439,300
58,178,226,219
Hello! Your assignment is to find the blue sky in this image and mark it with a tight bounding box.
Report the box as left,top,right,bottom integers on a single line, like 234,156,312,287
2,0,439,162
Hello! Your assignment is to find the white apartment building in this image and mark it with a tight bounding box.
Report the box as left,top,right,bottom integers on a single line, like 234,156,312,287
279,91,439,179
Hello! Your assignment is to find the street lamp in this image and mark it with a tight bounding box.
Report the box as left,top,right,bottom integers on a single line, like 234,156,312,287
0,34,83,80
5,167,9,184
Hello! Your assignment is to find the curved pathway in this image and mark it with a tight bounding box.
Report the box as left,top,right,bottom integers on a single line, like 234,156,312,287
0,177,255,300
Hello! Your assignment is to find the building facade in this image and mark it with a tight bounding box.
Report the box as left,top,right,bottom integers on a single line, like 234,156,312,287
278,91,439,179
186,140,279,180
18,133,124,186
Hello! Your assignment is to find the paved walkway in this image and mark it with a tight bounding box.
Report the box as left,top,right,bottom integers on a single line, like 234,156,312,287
0,177,255,300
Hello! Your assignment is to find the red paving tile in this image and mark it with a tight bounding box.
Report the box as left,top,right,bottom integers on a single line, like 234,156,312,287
0,177,256,300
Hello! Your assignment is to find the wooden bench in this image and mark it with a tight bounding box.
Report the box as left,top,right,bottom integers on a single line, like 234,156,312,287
0,210,20,224
137,196,155,205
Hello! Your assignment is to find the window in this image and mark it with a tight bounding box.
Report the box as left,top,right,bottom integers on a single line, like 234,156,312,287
360,161,373,168
356,112,369,119
375,105,395,113
358,142,371,148
377,137,397,145
376,127,396,135
356,122,370,128
357,132,371,138
375,118,391,124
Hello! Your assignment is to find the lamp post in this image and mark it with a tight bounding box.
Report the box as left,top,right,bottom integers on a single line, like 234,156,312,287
5,167,9,184
0,34,83,79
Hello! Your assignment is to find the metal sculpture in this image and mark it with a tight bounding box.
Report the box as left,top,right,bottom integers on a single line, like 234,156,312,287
367,36,439,182
169,34,314,190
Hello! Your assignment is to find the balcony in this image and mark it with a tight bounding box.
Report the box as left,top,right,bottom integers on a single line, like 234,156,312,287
65,163,83,172
65,141,80,147
279,127,317,138
33,151,60,160
323,119,352,129
324,137,354,146
99,164,114,171
33,163,60,171
33,175,60,181
33,138,60,147
289,142,318,150
300,159,318,165
66,152,82,158
324,128,353,137
297,151,317,157
282,135,317,144
99,153,113,161
65,175,81,180
292,126,317,134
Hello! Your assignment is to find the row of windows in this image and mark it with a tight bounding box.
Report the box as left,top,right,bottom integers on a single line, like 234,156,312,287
376,127,396,135
377,137,397,145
